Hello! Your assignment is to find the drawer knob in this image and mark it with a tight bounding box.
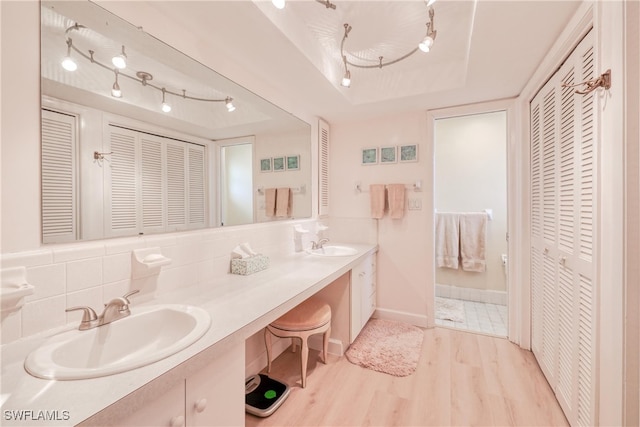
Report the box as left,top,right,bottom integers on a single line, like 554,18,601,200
170,415,185,427
195,398,208,413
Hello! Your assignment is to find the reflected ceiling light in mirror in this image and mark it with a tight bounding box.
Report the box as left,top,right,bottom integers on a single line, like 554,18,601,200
61,23,237,112
339,2,438,87
161,88,172,113
61,39,78,71
111,45,127,70
111,70,122,98
225,97,236,112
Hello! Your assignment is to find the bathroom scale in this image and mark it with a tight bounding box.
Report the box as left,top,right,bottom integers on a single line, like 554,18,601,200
245,374,290,417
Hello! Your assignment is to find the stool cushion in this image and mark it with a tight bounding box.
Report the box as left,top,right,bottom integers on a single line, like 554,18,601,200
270,297,331,331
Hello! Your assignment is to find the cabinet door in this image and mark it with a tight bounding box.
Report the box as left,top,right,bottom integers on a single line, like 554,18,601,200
350,253,377,342
114,380,186,427
186,343,245,427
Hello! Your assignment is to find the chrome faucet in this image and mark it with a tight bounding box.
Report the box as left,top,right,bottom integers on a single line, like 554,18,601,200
66,290,139,331
311,238,330,250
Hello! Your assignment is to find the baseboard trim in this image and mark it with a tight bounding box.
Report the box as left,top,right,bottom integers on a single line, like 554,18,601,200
374,307,429,328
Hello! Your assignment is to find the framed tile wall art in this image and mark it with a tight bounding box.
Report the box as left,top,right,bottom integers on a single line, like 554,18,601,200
273,156,285,171
260,158,272,172
380,146,397,164
286,155,300,170
362,147,378,165
399,144,418,162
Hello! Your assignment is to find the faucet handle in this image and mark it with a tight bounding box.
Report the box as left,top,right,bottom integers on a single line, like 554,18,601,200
65,306,98,330
122,289,140,303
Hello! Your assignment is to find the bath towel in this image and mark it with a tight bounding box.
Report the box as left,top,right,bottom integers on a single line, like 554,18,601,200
265,188,277,217
387,184,406,219
275,187,292,218
459,212,487,272
435,213,460,269
370,184,386,219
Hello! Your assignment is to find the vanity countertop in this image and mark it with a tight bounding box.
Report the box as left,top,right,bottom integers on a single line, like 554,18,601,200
0,243,377,426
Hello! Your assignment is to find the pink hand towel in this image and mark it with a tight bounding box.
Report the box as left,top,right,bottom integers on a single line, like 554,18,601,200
265,188,276,217
460,212,487,272
275,187,291,218
387,184,406,219
370,184,386,219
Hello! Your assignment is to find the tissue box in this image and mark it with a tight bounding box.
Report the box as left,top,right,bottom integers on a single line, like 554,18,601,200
230,255,270,275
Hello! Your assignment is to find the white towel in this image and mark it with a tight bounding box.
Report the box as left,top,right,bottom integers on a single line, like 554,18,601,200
460,213,487,272
435,213,459,269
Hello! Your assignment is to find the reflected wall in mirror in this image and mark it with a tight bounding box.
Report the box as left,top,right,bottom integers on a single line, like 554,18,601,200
40,1,311,243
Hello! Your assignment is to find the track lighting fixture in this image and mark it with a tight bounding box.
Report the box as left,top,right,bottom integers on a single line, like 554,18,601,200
225,97,236,112
61,24,237,113
111,70,122,98
161,88,172,113
111,45,127,70
341,67,351,88
339,3,438,87
61,39,78,71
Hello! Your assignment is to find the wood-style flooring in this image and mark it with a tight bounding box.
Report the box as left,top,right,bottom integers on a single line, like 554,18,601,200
246,327,569,427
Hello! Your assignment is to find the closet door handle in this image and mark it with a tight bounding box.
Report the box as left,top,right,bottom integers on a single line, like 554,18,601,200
543,248,549,255
560,256,567,266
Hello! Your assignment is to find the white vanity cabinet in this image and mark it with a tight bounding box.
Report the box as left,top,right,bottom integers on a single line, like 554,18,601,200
101,343,244,427
350,252,377,342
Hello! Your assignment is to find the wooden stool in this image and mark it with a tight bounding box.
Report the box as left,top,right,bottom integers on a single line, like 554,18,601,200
264,297,331,388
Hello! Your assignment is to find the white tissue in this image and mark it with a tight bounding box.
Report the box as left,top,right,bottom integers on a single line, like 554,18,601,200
240,242,258,256
231,246,251,259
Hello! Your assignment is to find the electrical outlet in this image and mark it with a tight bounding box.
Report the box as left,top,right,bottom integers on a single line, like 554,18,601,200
408,198,422,210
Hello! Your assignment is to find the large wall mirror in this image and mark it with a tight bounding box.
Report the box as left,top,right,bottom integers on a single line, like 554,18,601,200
40,1,312,243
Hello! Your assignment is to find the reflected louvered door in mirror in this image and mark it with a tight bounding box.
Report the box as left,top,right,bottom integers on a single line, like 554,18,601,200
105,125,206,237
530,29,596,427
41,109,78,243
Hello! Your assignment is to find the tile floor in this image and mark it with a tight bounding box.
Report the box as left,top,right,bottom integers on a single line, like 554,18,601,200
435,297,508,337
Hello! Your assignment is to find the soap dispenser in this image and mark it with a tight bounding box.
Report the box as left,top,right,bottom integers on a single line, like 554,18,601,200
293,225,309,252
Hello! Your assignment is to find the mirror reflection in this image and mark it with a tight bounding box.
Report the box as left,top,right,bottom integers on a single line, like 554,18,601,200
40,1,311,243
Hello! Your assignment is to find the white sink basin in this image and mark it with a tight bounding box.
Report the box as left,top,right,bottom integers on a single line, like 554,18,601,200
307,245,358,257
25,304,211,380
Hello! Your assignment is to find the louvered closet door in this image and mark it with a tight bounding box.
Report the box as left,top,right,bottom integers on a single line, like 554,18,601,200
530,30,596,427
41,109,77,243
105,126,140,237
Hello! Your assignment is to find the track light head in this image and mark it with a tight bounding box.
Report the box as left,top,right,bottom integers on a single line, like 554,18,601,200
161,88,171,112
341,70,351,88
272,0,285,9
61,39,78,71
225,97,236,112
112,45,127,70
111,70,122,98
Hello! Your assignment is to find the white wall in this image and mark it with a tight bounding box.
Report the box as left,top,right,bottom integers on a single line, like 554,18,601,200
434,111,507,293
330,111,433,326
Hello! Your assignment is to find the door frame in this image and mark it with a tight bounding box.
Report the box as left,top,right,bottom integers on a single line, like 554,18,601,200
426,98,519,343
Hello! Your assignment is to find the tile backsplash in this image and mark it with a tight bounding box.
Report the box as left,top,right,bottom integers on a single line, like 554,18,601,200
1,220,318,344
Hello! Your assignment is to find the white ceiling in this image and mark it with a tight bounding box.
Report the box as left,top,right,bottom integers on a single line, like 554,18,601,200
246,0,582,123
